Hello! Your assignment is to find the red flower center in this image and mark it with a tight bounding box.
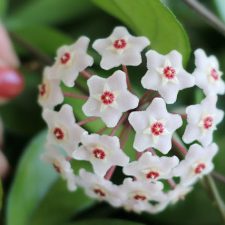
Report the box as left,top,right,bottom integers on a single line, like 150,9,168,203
60,52,71,64
210,68,219,81
53,127,64,140
94,188,106,197
194,163,206,174
39,83,46,96
203,116,213,129
163,66,176,79
113,39,127,49
151,122,164,136
93,148,106,160
133,194,147,201
146,171,160,179
101,91,115,105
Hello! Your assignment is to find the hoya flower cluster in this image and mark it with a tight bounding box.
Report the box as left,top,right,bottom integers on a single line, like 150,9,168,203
39,26,224,214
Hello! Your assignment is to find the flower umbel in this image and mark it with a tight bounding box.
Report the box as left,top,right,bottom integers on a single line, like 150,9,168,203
39,26,224,214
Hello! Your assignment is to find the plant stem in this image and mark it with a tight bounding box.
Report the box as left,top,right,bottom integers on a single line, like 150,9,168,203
110,113,128,136
212,171,225,185
63,92,88,100
77,117,97,126
172,138,188,156
80,70,92,79
122,65,132,91
204,175,225,223
105,123,131,180
183,0,225,37
96,126,107,135
120,123,132,149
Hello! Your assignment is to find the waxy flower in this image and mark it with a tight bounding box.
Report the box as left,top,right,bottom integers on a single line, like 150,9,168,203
141,50,195,104
123,152,179,182
173,143,218,186
42,145,77,191
182,95,224,146
78,169,123,207
93,26,150,70
120,178,166,213
82,70,139,127
43,104,87,156
48,36,93,87
193,49,225,96
129,98,182,153
39,26,225,214
38,67,64,108
73,134,129,177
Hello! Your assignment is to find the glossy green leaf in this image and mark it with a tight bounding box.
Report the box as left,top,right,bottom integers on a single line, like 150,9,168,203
10,25,99,64
92,0,191,65
6,130,95,225
0,0,7,18
30,180,94,225
10,25,73,57
6,131,58,225
7,0,93,27
67,219,145,225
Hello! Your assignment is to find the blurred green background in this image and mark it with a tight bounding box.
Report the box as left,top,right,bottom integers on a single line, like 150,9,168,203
1,0,225,225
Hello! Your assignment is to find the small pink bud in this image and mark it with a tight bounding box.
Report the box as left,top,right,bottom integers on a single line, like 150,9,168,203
0,67,24,102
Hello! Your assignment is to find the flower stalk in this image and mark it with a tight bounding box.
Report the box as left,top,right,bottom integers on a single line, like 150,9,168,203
204,175,225,224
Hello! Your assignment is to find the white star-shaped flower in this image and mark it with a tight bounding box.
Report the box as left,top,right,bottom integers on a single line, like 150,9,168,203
78,169,124,207
182,95,224,146
38,67,64,109
42,104,87,156
129,98,182,154
120,178,166,214
48,36,93,87
92,26,150,70
173,143,218,186
141,50,195,104
82,70,139,127
123,152,179,182
193,48,225,96
167,184,193,204
73,134,129,177
42,145,77,191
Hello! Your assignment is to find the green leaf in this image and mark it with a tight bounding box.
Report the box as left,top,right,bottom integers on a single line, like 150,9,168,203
30,180,94,225
6,129,94,225
10,25,73,57
7,0,93,27
92,0,191,65
10,25,99,64
0,0,7,18
66,219,145,225
6,131,58,225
